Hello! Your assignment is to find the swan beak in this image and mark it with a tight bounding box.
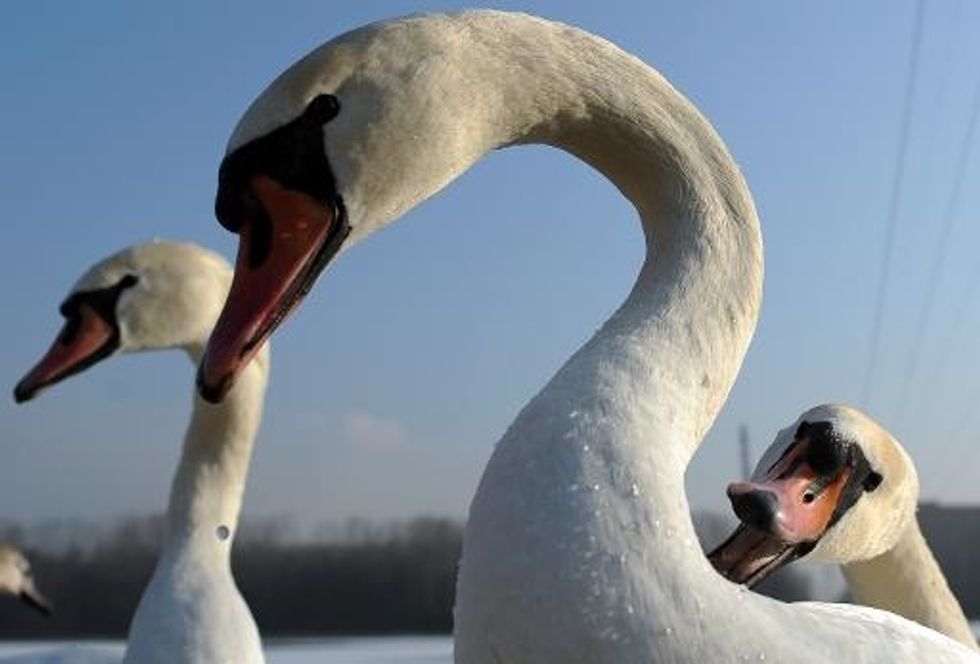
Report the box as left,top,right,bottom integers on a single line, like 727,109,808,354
198,174,343,403
19,580,52,617
707,438,853,586
707,523,803,587
13,304,115,403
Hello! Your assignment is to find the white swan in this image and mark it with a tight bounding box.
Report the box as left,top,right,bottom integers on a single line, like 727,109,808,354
709,404,978,650
0,544,50,616
194,10,979,662
13,242,266,664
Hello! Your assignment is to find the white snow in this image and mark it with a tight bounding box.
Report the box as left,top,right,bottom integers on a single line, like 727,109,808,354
0,636,452,663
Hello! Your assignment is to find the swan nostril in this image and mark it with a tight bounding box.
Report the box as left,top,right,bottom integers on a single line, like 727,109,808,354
729,489,779,532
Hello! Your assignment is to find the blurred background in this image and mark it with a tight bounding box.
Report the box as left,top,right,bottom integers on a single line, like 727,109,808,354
1,0,979,645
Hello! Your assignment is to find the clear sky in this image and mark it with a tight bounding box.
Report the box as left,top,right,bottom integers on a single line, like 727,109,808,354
3,0,980,529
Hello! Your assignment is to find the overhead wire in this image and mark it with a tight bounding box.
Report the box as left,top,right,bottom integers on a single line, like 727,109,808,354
860,0,927,408
892,70,980,420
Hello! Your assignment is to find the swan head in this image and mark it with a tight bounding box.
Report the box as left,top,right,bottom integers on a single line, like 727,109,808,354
14,241,237,402
708,404,916,586
198,12,514,402
0,544,51,616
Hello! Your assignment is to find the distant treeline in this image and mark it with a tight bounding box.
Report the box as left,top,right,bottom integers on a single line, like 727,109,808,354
0,512,818,638
0,516,460,638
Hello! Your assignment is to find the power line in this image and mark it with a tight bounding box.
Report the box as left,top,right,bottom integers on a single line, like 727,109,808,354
892,70,980,419
860,0,927,408
927,257,980,395
933,375,980,502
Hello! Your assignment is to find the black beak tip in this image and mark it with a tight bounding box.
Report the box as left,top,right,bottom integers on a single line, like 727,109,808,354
13,382,35,404
730,489,779,532
196,364,230,404
20,592,52,617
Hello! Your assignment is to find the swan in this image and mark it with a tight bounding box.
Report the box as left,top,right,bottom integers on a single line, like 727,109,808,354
12,242,267,664
193,10,979,662
708,404,978,650
0,544,50,616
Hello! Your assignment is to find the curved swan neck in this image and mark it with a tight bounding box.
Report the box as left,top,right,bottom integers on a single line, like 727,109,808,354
497,23,762,457
455,14,764,456
164,347,268,552
453,15,766,660
842,519,978,650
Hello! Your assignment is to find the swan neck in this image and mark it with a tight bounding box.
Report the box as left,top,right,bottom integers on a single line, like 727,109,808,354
842,519,978,650
456,20,764,657
486,28,763,458
164,348,268,554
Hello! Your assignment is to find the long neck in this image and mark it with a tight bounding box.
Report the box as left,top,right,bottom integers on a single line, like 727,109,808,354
455,15,765,658
123,343,267,663
163,345,268,558
842,519,978,650
478,14,763,461
473,15,763,525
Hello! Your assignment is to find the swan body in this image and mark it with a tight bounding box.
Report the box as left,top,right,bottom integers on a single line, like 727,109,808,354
0,544,50,616
710,404,978,650
195,11,979,662
13,242,267,664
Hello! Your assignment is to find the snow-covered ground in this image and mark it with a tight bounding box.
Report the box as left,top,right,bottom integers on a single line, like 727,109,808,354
0,636,452,663
265,637,450,663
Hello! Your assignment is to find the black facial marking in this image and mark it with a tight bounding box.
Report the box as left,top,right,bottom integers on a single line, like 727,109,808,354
770,420,846,478
825,439,879,530
801,422,848,475
14,275,138,403
863,471,883,492
791,420,884,531
215,94,344,234
794,541,817,559
59,274,137,324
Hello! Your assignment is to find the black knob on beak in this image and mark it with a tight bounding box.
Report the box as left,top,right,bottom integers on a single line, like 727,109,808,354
728,487,779,532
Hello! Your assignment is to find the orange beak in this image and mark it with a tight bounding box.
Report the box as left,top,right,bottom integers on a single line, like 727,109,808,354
708,435,854,586
14,303,116,403
198,175,346,402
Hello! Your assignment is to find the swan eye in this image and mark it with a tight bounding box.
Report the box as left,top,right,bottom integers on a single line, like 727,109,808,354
802,491,815,504
863,471,882,492
305,94,340,123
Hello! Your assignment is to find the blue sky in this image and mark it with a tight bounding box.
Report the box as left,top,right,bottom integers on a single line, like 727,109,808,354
3,0,980,528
